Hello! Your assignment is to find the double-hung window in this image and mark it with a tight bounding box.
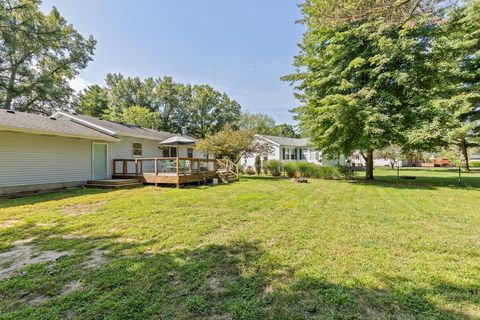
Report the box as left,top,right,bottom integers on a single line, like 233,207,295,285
133,143,143,157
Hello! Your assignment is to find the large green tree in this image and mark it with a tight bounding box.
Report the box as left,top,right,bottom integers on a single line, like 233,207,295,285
188,84,241,138
102,73,151,122
82,74,241,137
121,105,159,129
154,76,189,133
0,0,95,114
434,0,480,170
284,0,447,179
238,112,300,138
74,85,108,117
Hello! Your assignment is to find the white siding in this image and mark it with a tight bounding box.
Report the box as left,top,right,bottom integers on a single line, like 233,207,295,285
242,143,348,168
0,130,92,187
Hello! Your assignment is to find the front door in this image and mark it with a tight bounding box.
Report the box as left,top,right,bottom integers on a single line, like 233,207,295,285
93,143,108,180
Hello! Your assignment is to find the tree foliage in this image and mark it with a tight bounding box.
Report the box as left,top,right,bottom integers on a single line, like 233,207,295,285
284,0,450,179
433,0,480,169
303,0,454,27
195,125,272,163
74,85,108,117
238,112,300,138
78,74,241,138
0,0,95,114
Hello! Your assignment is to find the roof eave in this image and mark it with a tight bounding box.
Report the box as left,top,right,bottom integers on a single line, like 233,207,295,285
255,134,280,146
0,125,120,142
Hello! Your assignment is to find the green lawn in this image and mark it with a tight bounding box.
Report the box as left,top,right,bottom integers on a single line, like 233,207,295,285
0,169,479,319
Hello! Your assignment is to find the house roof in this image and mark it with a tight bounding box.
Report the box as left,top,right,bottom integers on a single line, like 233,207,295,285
0,109,119,141
257,134,310,147
54,112,174,142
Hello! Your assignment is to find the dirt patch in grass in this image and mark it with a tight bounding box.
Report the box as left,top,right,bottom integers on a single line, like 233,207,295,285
82,249,107,268
62,280,81,295
0,244,69,280
0,219,20,228
62,201,107,216
26,295,48,306
207,277,226,294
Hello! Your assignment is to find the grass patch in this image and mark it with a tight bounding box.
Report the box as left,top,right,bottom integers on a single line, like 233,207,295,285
0,169,479,319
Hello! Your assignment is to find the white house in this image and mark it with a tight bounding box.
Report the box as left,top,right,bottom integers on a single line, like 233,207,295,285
0,110,210,196
242,134,346,167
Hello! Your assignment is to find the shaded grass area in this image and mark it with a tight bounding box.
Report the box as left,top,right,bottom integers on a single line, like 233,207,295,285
357,167,480,189
0,170,479,319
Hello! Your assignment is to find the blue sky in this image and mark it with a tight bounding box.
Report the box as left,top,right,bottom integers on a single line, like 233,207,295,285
40,0,304,124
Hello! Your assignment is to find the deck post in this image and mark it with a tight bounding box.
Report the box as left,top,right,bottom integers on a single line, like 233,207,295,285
154,158,158,176
135,159,138,176
123,160,127,175
176,157,180,188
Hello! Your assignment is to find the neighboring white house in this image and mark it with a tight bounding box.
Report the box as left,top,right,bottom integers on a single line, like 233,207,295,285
0,110,206,196
242,134,346,168
350,151,412,167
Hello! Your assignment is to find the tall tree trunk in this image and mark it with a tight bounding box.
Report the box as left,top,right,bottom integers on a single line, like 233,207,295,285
3,67,17,110
365,149,374,180
460,139,470,171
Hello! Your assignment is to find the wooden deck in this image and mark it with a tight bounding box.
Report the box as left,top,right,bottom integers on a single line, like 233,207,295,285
112,158,237,187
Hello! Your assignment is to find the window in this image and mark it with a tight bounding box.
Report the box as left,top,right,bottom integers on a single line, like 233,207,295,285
187,148,193,158
286,148,296,160
300,148,307,160
282,148,286,160
133,143,143,157
162,146,177,157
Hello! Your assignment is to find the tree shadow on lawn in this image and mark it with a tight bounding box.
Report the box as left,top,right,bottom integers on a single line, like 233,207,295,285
240,176,288,182
0,224,477,319
349,175,480,190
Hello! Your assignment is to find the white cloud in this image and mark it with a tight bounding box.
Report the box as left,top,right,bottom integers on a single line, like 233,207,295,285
69,77,93,92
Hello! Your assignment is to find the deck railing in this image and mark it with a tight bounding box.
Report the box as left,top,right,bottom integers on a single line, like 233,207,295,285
113,158,217,177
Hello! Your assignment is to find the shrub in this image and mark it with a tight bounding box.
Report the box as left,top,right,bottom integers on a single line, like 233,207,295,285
295,162,312,177
336,165,355,180
262,156,269,175
283,162,296,178
301,164,340,179
255,155,262,175
265,160,282,176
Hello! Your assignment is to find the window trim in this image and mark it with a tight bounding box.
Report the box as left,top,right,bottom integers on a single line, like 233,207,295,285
162,146,178,158
132,142,143,157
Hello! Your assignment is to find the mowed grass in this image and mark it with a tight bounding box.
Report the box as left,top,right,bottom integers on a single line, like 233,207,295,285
0,169,479,319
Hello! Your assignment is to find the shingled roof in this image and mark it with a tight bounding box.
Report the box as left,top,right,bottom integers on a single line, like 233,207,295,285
257,134,310,147
55,112,174,141
0,110,119,141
